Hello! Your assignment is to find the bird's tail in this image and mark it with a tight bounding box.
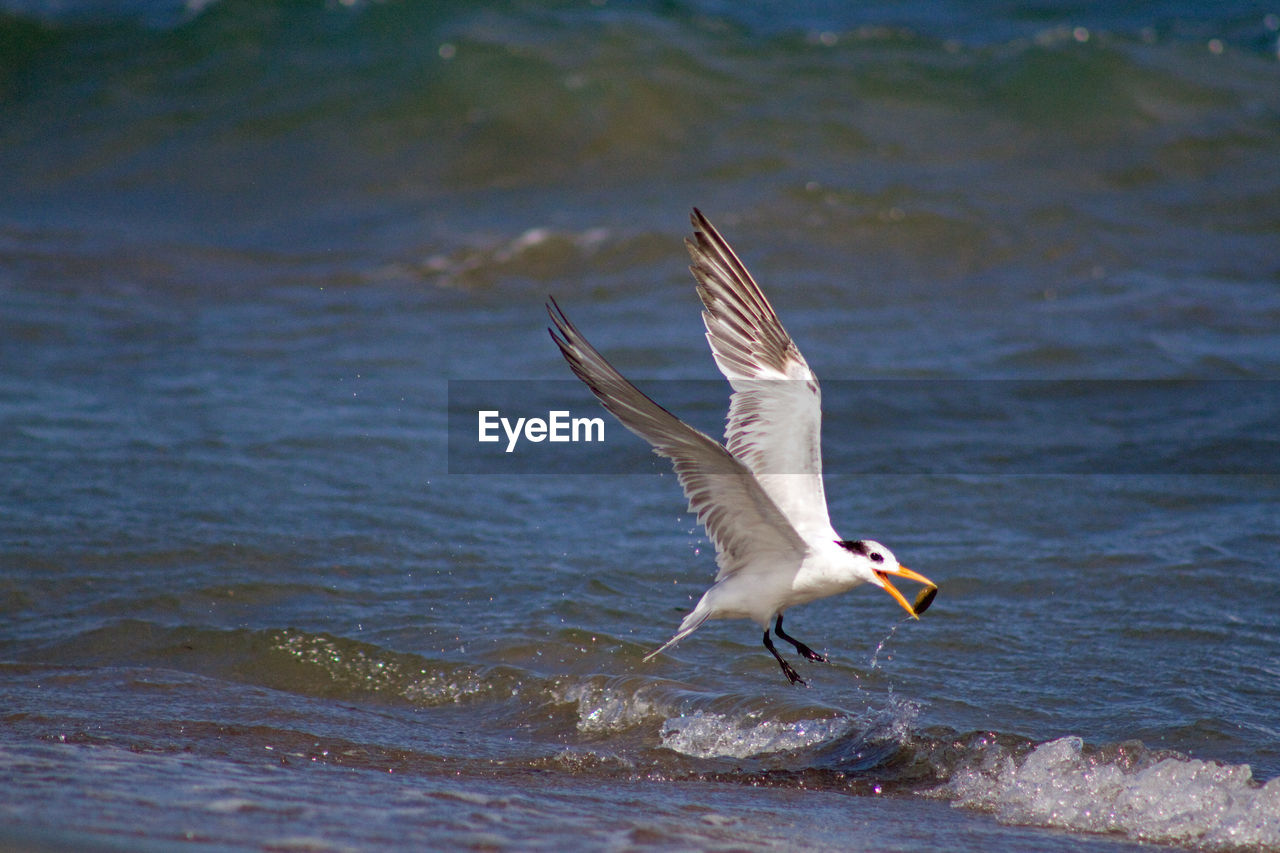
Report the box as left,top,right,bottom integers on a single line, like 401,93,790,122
642,606,711,662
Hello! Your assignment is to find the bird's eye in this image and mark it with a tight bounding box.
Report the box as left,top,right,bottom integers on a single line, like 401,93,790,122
870,552,884,564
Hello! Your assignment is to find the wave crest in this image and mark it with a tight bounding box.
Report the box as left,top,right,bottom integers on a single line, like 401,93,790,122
940,735,1280,849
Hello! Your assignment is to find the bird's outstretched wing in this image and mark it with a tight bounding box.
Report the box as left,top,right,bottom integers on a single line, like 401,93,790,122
547,298,805,580
685,209,834,540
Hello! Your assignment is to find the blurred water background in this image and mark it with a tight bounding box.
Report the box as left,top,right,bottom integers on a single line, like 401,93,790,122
2,1,1279,850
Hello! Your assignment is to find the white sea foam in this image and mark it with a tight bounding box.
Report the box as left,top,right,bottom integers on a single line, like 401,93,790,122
660,711,852,760
414,226,612,289
560,680,665,734
941,735,1280,850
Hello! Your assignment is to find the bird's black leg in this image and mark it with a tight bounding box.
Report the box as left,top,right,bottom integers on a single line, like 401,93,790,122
763,629,806,686
774,614,827,663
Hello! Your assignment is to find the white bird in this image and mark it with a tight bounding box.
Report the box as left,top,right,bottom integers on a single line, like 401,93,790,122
547,209,936,685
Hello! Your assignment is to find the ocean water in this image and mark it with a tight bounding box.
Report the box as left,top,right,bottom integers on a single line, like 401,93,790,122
2,1,1280,850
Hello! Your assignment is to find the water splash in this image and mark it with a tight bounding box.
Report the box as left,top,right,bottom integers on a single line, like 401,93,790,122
558,678,666,734
660,711,852,760
939,735,1280,850
868,623,902,670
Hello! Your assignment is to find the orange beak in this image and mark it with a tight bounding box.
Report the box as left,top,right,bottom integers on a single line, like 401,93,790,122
874,565,938,619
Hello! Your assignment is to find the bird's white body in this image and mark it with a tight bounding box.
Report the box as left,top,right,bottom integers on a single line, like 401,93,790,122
671,536,898,635
548,209,934,684
655,532,896,650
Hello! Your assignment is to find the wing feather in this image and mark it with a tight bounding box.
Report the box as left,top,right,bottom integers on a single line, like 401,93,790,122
547,298,805,580
685,210,835,539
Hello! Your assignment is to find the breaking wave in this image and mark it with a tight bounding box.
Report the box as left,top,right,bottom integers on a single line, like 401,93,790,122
937,735,1280,850
29,620,1280,850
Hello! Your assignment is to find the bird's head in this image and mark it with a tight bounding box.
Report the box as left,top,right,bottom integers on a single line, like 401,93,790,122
838,539,937,618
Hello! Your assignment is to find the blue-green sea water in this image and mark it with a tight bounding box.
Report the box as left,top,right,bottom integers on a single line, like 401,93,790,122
3,1,1279,850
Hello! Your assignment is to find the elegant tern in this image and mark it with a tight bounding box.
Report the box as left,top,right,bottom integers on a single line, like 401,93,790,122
547,209,936,685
